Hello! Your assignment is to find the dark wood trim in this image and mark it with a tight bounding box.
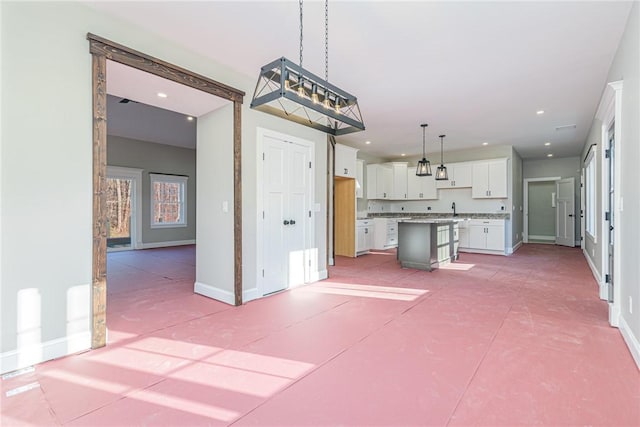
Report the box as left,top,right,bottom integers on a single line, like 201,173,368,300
91,54,107,349
233,101,243,306
87,33,245,103
89,34,245,345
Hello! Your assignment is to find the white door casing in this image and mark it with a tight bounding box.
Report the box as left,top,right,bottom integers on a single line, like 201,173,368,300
259,129,314,297
556,177,575,247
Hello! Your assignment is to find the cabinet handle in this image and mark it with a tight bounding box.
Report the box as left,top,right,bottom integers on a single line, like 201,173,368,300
405,194,407,198
344,168,348,174
283,220,290,225
365,228,368,234
290,219,296,225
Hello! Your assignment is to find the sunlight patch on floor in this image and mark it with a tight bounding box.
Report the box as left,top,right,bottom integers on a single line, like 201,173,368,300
302,282,428,301
439,263,476,271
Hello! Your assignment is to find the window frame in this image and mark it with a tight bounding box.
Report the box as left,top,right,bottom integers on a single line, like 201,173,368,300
584,149,597,242
149,173,188,229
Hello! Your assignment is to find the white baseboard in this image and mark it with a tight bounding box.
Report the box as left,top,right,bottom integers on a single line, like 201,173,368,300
583,248,605,299
458,248,507,256
507,241,523,254
194,281,234,305
528,235,555,241
0,331,90,375
619,315,640,370
140,239,196,249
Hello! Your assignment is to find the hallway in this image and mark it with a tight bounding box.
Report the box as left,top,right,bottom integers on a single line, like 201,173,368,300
2,245,639,426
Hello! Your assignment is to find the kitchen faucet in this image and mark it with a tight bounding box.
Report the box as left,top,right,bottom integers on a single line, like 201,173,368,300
452,202,457,217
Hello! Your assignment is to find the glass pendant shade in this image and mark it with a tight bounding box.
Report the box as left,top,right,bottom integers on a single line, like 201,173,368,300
435,134,449,180
435,164,448,180
416,158,432,176
416,123,432,176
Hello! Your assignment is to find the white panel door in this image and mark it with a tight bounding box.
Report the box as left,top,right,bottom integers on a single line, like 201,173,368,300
556,178,575,247
263,136,288,295
263,135,312,295
288,142,311,286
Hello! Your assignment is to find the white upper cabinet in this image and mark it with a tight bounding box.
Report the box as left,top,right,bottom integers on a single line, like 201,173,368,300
435,162,473,188
366,164,393,199
389,162,408,200
335,143,358,178
472,158,508,198
356,159,364,199
407,169,438,200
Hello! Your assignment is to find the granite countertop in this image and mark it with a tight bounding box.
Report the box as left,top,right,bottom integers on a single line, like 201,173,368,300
400,218,467,224
367,212,510,220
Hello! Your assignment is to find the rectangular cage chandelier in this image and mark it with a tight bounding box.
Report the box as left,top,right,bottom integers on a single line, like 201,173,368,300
250,57,365,136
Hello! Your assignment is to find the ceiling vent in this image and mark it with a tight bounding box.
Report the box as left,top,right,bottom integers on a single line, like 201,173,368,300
555,124,576,131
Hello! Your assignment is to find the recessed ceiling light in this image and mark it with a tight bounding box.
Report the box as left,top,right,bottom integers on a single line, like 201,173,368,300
547,153,554,157
482,142,489,146
536,110,544,115
365,140,371,145
187,116,194,121
544,142,551,146
157,92,168,98
401,153,406,157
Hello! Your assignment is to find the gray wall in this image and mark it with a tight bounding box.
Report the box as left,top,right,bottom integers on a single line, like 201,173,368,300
528,181,556,237
583,2,639,361
523,157,581,243
107,135,196,244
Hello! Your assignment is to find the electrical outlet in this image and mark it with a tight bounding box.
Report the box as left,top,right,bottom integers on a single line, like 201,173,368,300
630,296,633,314
427,206,432,211
401,206,405,211
592,248,595,257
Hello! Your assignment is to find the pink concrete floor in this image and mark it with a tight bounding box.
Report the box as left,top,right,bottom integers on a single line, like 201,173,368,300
2,244,639,426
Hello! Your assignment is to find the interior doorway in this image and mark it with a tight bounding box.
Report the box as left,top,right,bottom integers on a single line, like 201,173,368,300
89,34,245,348
523,176,561,244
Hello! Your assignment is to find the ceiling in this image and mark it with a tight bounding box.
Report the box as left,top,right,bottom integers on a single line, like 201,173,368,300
89,1,632,160
106,94,198,149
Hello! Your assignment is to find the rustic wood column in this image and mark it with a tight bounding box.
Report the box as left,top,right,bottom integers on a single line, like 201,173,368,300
233,100,243,306
91,53,107,348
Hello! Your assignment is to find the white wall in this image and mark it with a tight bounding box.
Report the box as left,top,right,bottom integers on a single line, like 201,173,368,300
0,1,327,373
583,3,640,367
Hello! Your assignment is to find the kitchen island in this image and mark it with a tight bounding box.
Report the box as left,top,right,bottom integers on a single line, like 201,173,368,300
397,219,464,271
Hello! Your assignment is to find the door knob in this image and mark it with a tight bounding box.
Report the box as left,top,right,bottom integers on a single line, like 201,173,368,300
283,220,290,225
568,214,574,217
290,219,296,225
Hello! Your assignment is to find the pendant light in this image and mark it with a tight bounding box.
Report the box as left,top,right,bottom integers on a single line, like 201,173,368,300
435,134,449,180
416,124,432,176
250,0,365,135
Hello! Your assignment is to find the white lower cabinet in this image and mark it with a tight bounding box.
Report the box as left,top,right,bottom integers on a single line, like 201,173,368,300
372,218,401,250
467,219,505,252
356,220,374,255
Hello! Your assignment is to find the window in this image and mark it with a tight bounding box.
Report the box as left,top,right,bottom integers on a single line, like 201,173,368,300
150,173,188,228
584,150,596,240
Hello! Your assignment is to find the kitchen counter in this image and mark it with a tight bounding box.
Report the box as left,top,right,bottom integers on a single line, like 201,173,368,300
368,212,510,220
397,220,459,271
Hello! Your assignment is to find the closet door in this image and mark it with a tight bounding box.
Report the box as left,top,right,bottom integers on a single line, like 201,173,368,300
262,135,312,295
